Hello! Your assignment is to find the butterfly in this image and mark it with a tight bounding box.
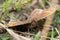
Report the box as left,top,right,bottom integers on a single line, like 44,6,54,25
7,6,58,27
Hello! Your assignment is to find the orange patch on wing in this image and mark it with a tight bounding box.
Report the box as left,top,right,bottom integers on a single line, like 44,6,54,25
7,23,16,26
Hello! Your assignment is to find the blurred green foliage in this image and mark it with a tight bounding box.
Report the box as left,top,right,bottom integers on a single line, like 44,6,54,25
3,0,12,13
40,0,48,8
14,0,31,11
0,0,31,21
50,28,55,40
33,32,40,40
0,33,10,40
53,10,60,25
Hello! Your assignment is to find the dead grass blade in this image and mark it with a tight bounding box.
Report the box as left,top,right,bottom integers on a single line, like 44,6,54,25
0,23,31,40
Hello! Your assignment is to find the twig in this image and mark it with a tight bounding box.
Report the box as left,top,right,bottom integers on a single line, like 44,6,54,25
40,36,60,40
40,14,55,40
13,30,35,36
40,1,58,40
55,28,60,35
